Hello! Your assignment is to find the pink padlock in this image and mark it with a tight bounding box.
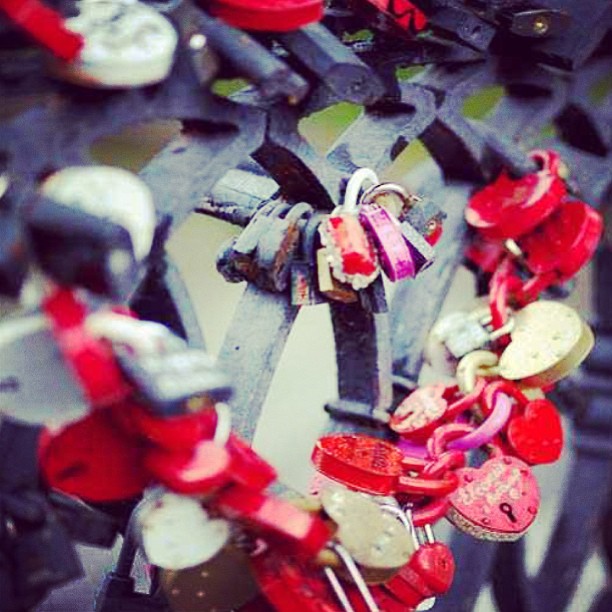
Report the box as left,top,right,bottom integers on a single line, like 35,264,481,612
359,202,416,281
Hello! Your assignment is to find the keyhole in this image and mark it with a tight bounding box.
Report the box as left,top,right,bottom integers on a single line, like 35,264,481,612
499,502,517,523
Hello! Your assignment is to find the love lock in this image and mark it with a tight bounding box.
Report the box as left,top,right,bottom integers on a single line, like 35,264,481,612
31,166,156,300
50,0,178,88
217,201,314,293
134,489,231,571
465,149,566,240
87,311,233,416
206,0,324,32
380,505,455,611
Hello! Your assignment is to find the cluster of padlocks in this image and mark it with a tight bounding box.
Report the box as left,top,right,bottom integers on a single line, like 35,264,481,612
0,0,608,611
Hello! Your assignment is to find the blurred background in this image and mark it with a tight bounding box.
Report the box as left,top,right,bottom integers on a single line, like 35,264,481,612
3,88,600,610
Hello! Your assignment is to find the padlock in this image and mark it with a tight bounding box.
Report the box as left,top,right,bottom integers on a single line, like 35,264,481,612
361,0,428,34
497,300,594,387
316,248,359,303
481,380,563,465
85,311,233,416
319,169,380,290
312,434,457,502
40,406,151,503
42,289,133,408
429,306,514,359
32,166,156,299
517,199,603,285
465,149,566,240
357,184,416,282
215,485,332,559
50,0,178,88
206,0,324,32
391,382,483,442
249,547,341,612
291,214,326,306
381,507,455,611
318,486,415,585
218,201,312,292
135,489,230,570
160,541,260,612
0,0,84,60
445,445,540,541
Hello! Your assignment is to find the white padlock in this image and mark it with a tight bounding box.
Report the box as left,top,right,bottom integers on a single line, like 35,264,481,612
52,0,178,88
41,165,156,263
135,489,231,571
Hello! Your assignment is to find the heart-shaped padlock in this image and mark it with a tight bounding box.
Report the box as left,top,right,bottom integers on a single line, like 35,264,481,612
507,399,563,465
518,199,603,282
135,490,230,570
40,405,150,502
447,452,540,541
498,300,594,387
391,385,449,440
465,150,566,240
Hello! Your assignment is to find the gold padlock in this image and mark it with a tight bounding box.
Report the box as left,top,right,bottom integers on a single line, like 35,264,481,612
498,301,594,387
316,248,358,303
160,542,260,612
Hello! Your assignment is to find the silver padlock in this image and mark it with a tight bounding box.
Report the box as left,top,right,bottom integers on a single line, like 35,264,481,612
430,307,514,359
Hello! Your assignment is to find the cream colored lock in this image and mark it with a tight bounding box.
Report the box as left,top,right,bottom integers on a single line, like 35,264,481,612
52,0,178,88
318,486,415,585
135,490,230,570
498,301,594,387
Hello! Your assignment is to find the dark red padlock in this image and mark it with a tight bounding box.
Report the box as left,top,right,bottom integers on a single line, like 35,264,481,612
465,149,566,240
481,380,564,465
0,0,83,60
226,434,278,491
347,583,409,612
249,549,340,612
385,542,455,608
518,199,603,282
207,0,323,32
113,401,218,450
43,288,131,408
40,406,150,502
364,0,427,33
144,439,234,495
216,486,332,558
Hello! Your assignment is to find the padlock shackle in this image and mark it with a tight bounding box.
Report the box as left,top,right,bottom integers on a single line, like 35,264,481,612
342,168,380,214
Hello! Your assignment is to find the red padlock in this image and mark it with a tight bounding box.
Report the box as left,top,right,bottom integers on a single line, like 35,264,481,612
144,439,234,495
385,542,455,608
216,486,332,558
364,0,427,33
40,406,150,502
207,0,323,32
0,0,83,60
391,382,484,441
43,288,131,408
312,434,458,501
518,199,603,283
481,381,564,465
465,149,566,240
113,402,218,450
249,549,340,612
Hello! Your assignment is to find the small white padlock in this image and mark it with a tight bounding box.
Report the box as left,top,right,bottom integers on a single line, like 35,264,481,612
430,307,514,360
135,489,231,571
52,0,178,88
